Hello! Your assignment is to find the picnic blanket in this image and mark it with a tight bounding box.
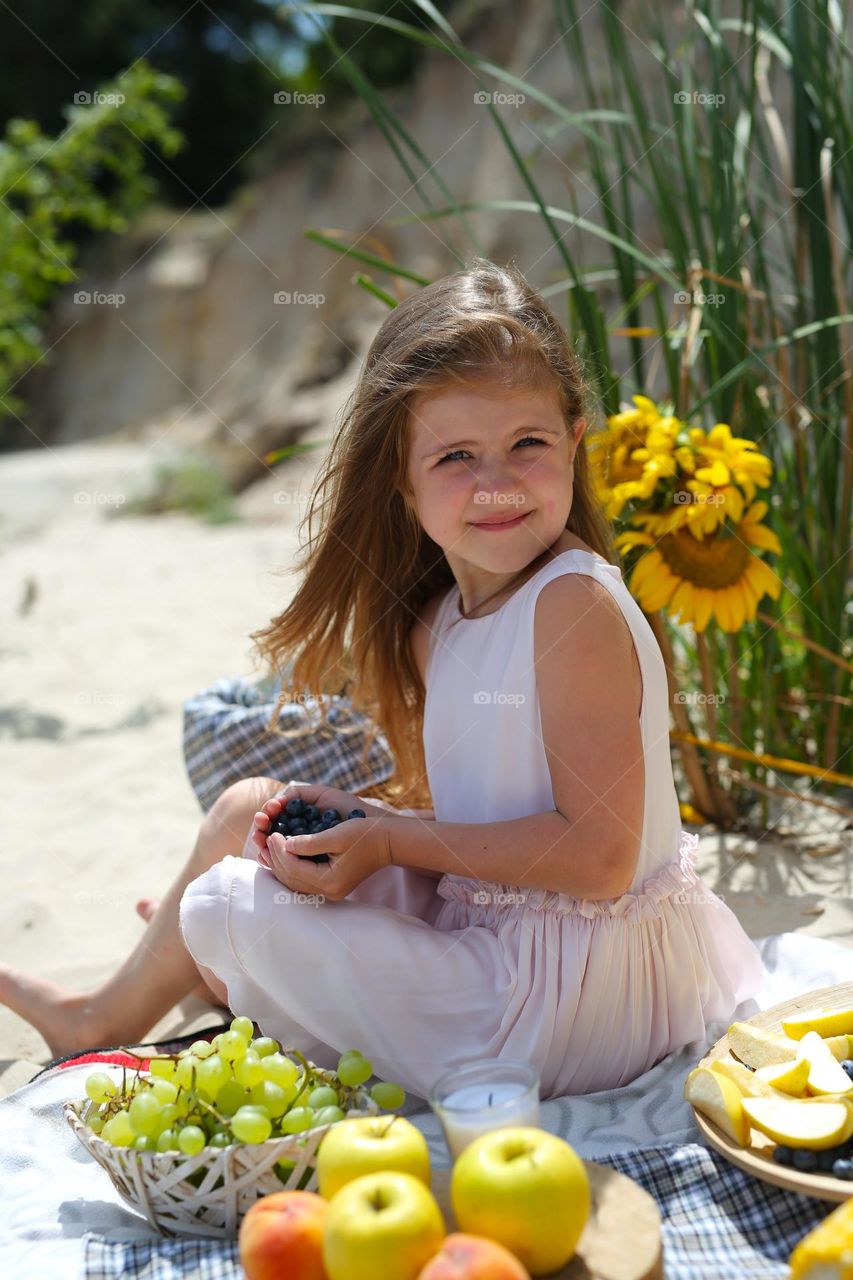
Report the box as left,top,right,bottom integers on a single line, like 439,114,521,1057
1,931,850,1280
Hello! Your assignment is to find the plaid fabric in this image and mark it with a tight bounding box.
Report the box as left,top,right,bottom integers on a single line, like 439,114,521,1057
182,673,395,813
82,1141,837,1279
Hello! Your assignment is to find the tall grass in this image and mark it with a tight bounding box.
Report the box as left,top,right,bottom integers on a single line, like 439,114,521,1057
284,0,852,827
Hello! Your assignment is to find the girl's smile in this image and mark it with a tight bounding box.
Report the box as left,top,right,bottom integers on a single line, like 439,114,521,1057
470,510,532,530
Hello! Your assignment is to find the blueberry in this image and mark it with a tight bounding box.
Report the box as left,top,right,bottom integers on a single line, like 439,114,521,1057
270,819,289,836
347,808,367,820
284,797,305,818
303,804,321,823
817,1148,838,1172
840,1059,853,1080
321,809,341,824
772,1145,793,1166
792,1148,819,1173
298,853,330,864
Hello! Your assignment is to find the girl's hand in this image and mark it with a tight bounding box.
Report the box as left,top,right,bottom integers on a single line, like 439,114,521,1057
251,782,390,860
262,804,394,902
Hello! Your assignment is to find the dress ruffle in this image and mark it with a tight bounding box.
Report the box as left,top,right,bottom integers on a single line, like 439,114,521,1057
435,828,705,923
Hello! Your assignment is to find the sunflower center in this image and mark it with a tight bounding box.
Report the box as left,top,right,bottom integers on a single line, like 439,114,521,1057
659,526,749,589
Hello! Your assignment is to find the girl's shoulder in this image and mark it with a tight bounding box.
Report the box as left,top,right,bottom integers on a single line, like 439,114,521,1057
409,590,451,686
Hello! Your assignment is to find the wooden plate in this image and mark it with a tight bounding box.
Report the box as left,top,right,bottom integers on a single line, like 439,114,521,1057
432,1161,663,1280
693,980,853,1203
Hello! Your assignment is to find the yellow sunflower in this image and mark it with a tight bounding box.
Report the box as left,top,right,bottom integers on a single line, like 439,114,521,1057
589,396,679,520
616,500,783,632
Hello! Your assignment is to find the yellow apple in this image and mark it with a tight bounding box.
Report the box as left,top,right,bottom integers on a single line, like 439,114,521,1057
316,1115,431,1200
753,1058,812,1096
450,1127,589,1277
684,1068,750,1146
741,1096,852,1149
322,1170,445,1280
795,1031,853,1096
710,1058,788,1100
781,1005,853,1041
727,1022,799,1068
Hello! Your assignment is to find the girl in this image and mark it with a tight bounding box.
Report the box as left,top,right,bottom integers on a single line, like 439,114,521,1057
1,258,763,1100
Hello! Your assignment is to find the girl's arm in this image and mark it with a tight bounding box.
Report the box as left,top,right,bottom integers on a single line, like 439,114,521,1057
385,575,645,901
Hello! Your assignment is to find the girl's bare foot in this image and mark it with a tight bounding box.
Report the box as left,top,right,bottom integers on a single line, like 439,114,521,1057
136,898,158,923
0,966,120,1059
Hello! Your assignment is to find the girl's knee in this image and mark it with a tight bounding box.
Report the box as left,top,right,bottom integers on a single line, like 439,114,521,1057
202,776,285,858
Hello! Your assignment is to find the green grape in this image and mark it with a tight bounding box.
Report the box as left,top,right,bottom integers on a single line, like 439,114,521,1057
280,1107,314,1134
177,1125,207,1156
231,1106,272,1143
154,1103,180,1136
103,1113,135,1147
230,1015,255,1041
175,1054,201,1089
189,1039,214,1059
337,1054,373,1087
250,1036,279,1058
156,1128,178,1152
216,1080,250,1116
235,1051,264,1090
88,1115,105,1135
132,1135,158,1152
149,1078,179,1105
308,1085,339,1109
260,1053,298,1090
370,1081,406,1110
196,1054,230,1100
250,1080,289,1118
128,1090,163,1137
209,1131,233,1148
85,1072,116,1104
314,1105,346,1126
149,1057,177,1081
219,1030,248,1063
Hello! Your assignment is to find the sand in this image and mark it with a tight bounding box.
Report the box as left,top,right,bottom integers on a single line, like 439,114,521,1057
1,438,850,1099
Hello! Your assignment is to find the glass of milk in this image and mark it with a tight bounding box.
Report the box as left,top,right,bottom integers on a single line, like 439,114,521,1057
429,1058,541,1160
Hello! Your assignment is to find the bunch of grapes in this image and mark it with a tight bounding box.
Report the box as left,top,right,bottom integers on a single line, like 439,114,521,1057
81,1015,405,1184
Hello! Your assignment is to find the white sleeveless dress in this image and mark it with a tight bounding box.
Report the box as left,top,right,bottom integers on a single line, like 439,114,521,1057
180,549,764,1100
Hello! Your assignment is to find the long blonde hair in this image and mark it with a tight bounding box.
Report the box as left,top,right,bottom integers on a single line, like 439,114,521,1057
250,256,615,808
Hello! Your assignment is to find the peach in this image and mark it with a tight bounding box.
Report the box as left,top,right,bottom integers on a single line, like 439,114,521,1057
416,1233,531,1279
239,1190,329,1280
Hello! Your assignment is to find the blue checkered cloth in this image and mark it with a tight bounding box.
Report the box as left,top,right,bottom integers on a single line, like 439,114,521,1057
82,1142,837,1279
182,673,396,813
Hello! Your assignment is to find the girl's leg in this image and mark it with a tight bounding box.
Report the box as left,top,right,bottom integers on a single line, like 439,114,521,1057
0,776,286,1058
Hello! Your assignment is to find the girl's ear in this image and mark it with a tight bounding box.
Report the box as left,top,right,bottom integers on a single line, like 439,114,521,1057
568,416,587,462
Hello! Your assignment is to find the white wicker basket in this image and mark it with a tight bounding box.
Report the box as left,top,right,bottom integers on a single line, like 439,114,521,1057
64,1088,380,1239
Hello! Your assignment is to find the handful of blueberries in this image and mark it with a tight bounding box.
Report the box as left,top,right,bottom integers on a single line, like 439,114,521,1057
267,795,367,864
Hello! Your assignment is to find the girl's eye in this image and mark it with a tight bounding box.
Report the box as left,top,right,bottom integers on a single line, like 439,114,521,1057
436,436,546,464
